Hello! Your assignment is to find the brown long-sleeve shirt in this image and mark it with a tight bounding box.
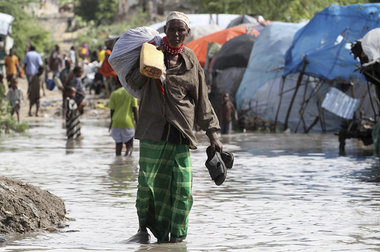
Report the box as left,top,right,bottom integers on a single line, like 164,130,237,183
126,47,220,149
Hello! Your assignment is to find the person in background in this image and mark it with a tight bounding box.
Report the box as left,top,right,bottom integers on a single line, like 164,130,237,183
219,92,238,134
68,45,76,67
97,45,106,63
59,59,72,118
59,59,72,87
126,11,222,244
70,66,86,114
28,66,45,117
0,74,5,106
49,44,63,78
64,86,81,140
109,78,138,156
4,48,20,87
79,43,89,66
23,45,43,92
6,77,24,123
98,49,116,98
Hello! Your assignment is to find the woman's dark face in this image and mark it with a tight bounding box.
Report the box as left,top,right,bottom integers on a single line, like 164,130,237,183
164,19,190,48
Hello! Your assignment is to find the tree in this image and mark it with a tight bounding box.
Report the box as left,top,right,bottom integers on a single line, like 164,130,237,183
191,0,372,22
74,0,119,26
0,0,52,59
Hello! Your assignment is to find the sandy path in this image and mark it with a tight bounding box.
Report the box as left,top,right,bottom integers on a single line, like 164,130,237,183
4,76,109,124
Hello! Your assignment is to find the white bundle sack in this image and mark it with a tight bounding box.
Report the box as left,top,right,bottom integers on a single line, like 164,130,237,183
109,27,162,99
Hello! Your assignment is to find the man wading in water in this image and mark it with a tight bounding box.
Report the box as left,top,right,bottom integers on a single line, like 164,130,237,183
126,11,222,243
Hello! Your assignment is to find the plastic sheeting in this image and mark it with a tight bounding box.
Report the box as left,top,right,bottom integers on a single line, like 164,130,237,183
236,22,304,111
186,25,249,67
227,15,258,28
360,28,380,65
185,24,222,43
321,87,360,119
212,33,256,70
284,3,380,82
0,13,13,35
108,27,162,98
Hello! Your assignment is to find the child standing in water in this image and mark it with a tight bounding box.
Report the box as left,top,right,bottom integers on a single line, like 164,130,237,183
70,66,86,114
6,77,24,123
64,86,81,140
28,66,45,116
109,78,138,156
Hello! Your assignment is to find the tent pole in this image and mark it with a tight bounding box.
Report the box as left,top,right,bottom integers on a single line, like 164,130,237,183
273,76,285,132
305,116,320,133
316,80,326,132
284,60,308,130
367,82,377,121
295,76,310,133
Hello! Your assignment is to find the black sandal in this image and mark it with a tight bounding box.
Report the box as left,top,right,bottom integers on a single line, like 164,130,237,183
221,151,234,169
205,146,227,185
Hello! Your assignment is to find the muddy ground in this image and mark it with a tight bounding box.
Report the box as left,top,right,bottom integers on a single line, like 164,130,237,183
0,176,66,238
1,73,109,243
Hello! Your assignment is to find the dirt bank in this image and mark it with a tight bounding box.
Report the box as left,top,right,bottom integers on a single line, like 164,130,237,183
0,176,66,236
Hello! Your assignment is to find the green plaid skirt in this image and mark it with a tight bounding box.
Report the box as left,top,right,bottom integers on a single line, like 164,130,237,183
136,140,193,242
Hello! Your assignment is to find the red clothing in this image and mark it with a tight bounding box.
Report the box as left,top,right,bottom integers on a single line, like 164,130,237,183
99,50,116,77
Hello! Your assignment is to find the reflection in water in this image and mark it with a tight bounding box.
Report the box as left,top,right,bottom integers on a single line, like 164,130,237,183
105,156,139,198
134,242,188,252
0,120,380,251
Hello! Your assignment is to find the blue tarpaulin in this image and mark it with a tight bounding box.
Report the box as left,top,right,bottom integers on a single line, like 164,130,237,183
236,22,304,111
284,3,380,82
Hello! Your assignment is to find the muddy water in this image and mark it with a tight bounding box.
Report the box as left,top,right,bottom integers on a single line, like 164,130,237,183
1,119,380,251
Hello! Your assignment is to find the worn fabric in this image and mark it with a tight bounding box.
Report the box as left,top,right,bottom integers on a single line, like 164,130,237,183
111,127,135,143
109,87,138,129
65,98,81,139
98,49,106,63
49,50,62,72
59,68,71,87
23,51,43,76
5,55,19,75
29,75,43,100
136,140,193,242
166,11,189,27
70,77,85,106
68,49,76,66
99,50,116,77
127,47,220,149
220,121,232,134
6,87,24,109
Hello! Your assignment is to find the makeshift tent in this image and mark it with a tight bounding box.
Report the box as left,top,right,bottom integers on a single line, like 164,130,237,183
149,14,240,33
212,33,256,70
209,67,246,114
234,22,341,132
208,33,256,111
186,25,255,67
237,19,379,133
185,24,222,43
237,22,304,112
227,15,258,28
284,3,380,83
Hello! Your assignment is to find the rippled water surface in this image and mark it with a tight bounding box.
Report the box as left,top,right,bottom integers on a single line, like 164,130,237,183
1,119,380,251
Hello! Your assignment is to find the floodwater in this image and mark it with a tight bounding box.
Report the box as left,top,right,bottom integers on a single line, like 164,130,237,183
1,119,380,251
